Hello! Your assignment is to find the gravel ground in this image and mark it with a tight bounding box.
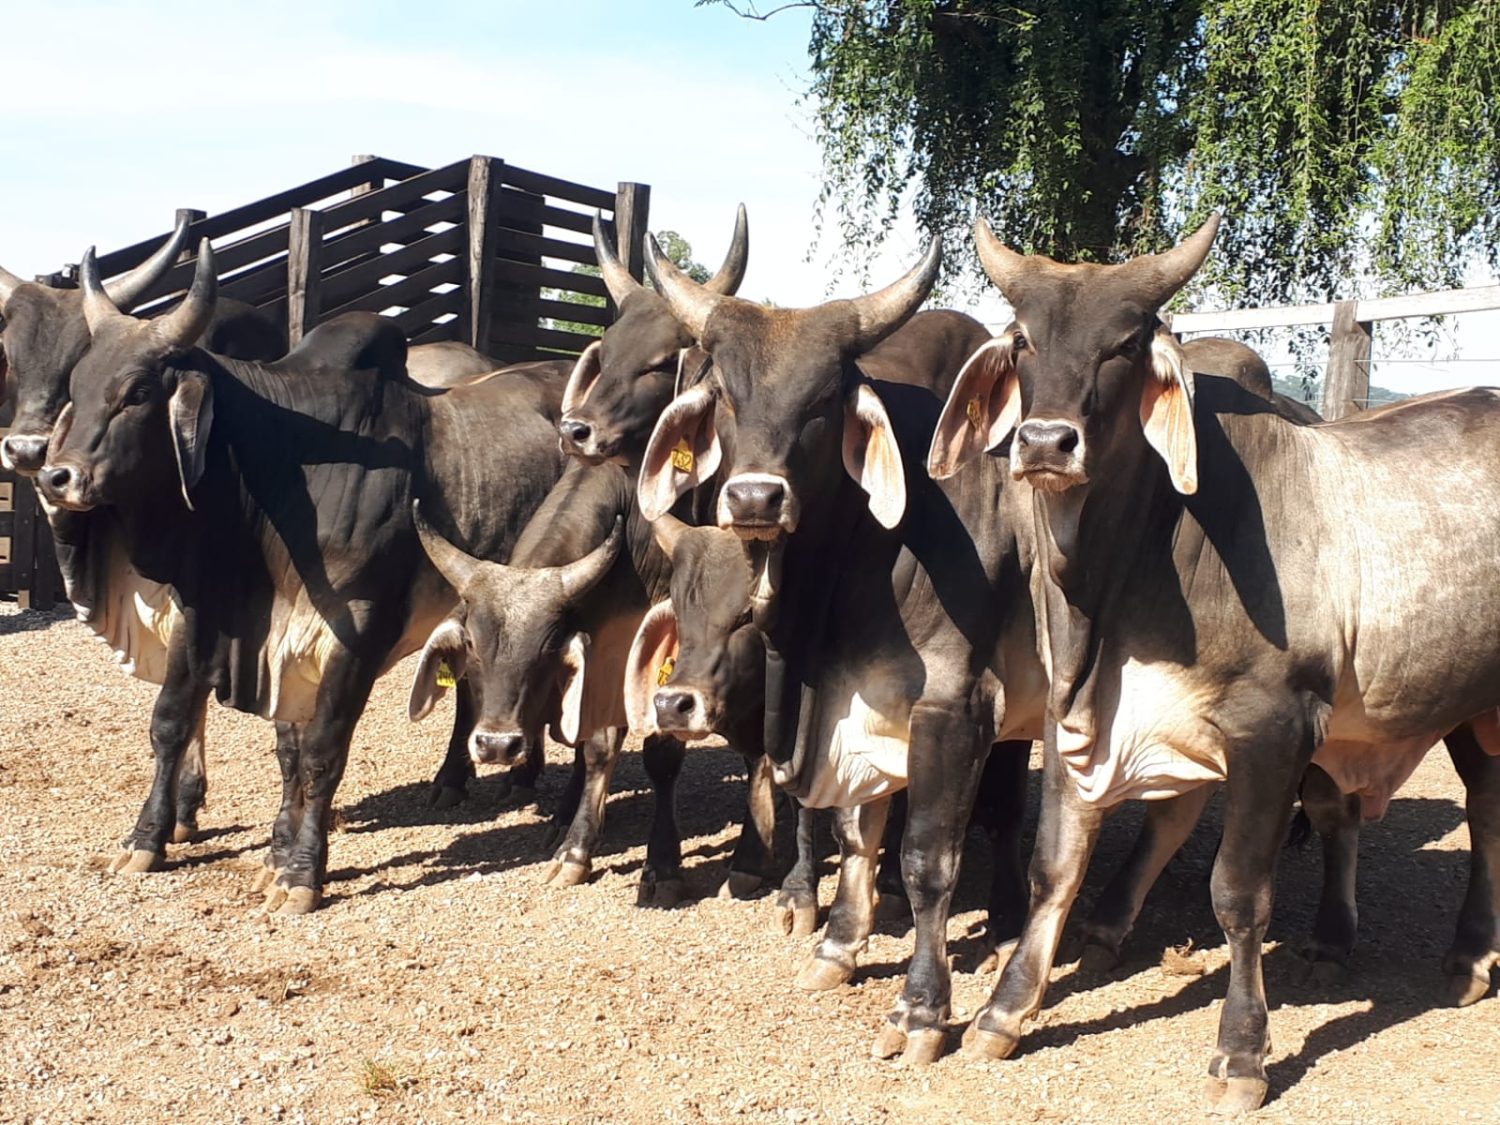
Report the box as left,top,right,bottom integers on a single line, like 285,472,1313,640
1,601,1496,1124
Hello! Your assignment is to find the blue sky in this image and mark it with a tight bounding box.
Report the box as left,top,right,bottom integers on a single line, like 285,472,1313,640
3,0,1495,394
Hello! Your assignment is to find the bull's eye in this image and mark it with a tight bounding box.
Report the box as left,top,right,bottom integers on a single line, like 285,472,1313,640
124,380,154,407
1012,332,1027,354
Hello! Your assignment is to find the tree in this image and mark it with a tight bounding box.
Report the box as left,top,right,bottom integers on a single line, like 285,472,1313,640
545,230,713,337
705,1,1500,310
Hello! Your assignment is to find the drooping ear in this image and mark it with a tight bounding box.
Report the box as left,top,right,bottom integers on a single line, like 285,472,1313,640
928,335,1022,479
167,369,214,510
625,599,679,734
674,346,712,398
555,632,591,745
842,382,906,529
409,618,468,721
561,340,603,414
638,384,722,520
1140,330,1198,495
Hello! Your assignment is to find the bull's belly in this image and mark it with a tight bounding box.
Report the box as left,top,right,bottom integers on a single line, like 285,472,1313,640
1060,658,1229,806
1311,736,1437,821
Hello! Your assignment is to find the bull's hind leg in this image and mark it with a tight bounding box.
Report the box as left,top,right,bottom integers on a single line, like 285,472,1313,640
428,682,477,810
637,734,688,907
541,727,625,888
1442,722,1500,1006
773,804,820,937
253,723,305,894
874,792,909,920
170,709,210,844
796,796,892,992
1297,764,1361,980
722,752,776,899
1080,785,1215,972
976,740,1033,973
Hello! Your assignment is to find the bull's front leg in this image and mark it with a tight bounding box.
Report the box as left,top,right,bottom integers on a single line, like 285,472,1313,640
541,727,625,888
637,733,688,907
429,680,477,810
975,740,1033,972
873,702,990,1066
772,804,820,937
965,725,1105,1061
1441,722,1500,1007
722,752,777,899
796,796,892,992
251,723,304,895
170,709,210,843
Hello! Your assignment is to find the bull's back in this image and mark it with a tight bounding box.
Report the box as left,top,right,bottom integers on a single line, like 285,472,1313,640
858,309,990,399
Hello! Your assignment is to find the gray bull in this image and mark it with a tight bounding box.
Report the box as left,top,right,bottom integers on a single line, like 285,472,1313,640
933,215,1500,1113
38,242,566,912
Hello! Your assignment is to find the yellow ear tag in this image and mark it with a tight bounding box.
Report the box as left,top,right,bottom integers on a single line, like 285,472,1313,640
670,439,694,473
656,656,676,687
435,660,457,689
966,396,984,428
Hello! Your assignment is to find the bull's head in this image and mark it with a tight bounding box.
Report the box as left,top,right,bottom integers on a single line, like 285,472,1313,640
38,241,218,513
558,207,748,465
635,231,940,540
624,512,765,740
409,506,623,766
0,215,192,475
929,216,1218,498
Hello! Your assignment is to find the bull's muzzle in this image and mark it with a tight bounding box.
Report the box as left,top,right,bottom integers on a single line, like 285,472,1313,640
653,687,713,738
0,431,49,475
719,473,796,539
469,729,528,767
36,461,96,511
1012,419,1088,491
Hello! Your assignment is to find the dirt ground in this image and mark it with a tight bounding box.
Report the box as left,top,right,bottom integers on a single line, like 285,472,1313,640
1,602,1496,1125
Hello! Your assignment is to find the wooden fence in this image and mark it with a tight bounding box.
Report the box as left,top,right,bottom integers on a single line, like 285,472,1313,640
2,154,650,606
1169,284,1500,420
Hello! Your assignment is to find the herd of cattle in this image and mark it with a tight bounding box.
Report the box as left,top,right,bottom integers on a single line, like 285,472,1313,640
2,205,1498,1116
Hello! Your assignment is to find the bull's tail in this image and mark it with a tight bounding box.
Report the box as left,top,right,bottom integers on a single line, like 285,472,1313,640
1286,806,1314,849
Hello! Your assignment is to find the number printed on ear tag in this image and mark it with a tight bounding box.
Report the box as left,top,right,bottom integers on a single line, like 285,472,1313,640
436,660,457,689
657,656,676,687
670,439,694,473
967,396,984,427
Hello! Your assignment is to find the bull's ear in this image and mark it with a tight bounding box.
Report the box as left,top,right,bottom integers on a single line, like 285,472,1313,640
625,599,679,734
638,384,722,520
842,382,906,529
1140,331,1198,495
167,369,214,510
555,632,591,745
561,340,603,414
409,618,468,722
928,336,1021,480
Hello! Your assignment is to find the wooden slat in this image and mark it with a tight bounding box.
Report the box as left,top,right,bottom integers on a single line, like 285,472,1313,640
392,290,465,336
1172,303,1338,333
0,481,12,511
494,228,594,267
321,257,464,320
534,297,610,328
319,227,464,310
489,259,608,300
488,320,599,354
1173,283,1500,335
320,194,466,271
316,160,469,230
219,259,290,307
533,203,601,237
410,321,463,345
501,164,615,212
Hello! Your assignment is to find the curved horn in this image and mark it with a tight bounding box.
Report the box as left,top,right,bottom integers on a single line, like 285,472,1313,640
704,203,749,295
558,516,624,601
147,240,217,354
847,236,943,351
103,212,193,310
413,501,484,592
974,217,1036,304
593,212,644,305
1120,214,1222,310
0,263,23,309
649,510,691,559
79,247,128,334
644,234,720,340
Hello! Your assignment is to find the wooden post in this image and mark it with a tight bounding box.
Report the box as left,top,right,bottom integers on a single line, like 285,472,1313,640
350,154,383,199
286,207,326,347
613,182,651,283
1322,299,1372,420
466,156,505,356
12,480,36,610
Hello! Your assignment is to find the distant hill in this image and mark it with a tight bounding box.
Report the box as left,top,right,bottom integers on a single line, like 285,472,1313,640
1271,375,1409,410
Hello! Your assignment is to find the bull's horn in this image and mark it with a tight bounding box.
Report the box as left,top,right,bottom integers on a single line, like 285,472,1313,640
413,501,483,592
1121,214,1222,310
0,263,22,309
147,240,217,354
79,247,128,334
594,213,644,305
974,217,1036,304
103,212,193,310
558,516,623,602
644,234,719,340
704,204,749,295
649,510,690,559
848,236,942,351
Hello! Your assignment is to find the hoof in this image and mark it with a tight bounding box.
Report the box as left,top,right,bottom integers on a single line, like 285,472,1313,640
429,785,467,811
795,956,852,992
719,871,763,900
1079,941,1122,974
250,866,279,894
637,873,687,909
542,859,590,888
773,901,819,938
1442,969,1493,1008
875,893,911,922
898,1027,946,1066
1292,954,1347,989
276,886,319,915
261,882,288,912
171,822,198,845
961,1021,1019,1060
498,785,536,810
1204,1075,1269,1116
108,849,163,874
871,1022,907,1060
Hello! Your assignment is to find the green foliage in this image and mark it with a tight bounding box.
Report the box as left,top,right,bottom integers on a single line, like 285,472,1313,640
544,231,714,338
710,0,1500,308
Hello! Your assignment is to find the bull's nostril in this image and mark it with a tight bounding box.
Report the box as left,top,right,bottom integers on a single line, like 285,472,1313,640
673,693,694,715
44,466,73,492
560,419,592,444
1057,429,1079,454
